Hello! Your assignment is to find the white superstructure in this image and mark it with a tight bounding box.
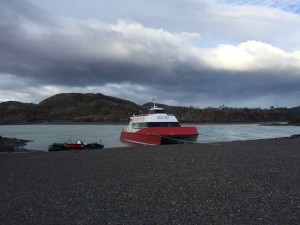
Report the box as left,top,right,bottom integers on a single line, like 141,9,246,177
124,106,181,133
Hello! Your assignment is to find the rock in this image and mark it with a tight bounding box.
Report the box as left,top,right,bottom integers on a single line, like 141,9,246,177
290,134,300,139
0,136,31,152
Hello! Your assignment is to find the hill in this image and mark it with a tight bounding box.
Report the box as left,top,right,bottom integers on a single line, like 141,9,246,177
0,101,38,124
0,93,299,124
0,93,145,124
38,93,145,122
289,106,300,113
144,103,294,123
288,106,300,125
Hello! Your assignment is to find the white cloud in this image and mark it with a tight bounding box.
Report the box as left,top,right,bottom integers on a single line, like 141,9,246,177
197,41,300,71
57,20,300,72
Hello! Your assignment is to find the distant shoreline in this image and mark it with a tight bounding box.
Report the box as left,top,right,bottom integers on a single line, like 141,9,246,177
1,93,299,127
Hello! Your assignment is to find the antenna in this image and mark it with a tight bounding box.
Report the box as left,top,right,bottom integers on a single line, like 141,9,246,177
152,92,156,108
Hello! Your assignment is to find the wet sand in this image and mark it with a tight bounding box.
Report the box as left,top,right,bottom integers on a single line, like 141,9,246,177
0,139,299,224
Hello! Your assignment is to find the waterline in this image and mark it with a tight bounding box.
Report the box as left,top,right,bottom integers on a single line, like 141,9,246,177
0,124,299,151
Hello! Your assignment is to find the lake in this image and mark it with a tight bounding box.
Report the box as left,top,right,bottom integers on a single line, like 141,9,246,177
0,124,300,151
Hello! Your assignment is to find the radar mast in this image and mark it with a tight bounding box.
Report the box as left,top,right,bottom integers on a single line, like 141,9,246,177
152,93,156,108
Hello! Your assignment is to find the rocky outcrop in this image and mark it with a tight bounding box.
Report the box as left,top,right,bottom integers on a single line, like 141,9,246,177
0,136,30,152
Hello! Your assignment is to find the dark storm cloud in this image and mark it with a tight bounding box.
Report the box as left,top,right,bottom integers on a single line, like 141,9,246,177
151,68,300,105
0,3,201,87
0,0,300,107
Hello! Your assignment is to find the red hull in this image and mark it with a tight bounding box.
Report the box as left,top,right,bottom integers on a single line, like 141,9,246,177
120,127,199,145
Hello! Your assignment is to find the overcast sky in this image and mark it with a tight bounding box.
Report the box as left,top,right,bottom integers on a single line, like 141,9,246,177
1,0,300,108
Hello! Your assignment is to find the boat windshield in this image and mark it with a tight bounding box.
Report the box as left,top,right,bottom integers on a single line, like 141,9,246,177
149,109,165,114
132,122,181,128
148,122,180,127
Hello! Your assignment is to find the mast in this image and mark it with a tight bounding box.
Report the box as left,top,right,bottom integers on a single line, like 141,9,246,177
152,93,156,108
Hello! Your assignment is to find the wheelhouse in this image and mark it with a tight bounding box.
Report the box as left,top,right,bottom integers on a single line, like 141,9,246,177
148,107,165,114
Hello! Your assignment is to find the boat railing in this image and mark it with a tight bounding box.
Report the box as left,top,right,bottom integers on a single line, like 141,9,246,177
133,114,148,117
133,113,175,117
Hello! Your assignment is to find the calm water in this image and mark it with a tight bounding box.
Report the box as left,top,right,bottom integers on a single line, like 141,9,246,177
0,124,300,151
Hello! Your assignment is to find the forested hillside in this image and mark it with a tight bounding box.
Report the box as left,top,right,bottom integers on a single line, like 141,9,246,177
143,103,296,123
0,93,144,124
0,93,299,124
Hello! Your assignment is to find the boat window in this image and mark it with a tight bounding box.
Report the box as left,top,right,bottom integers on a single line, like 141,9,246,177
147,122,181,127
149,109,166,114
132,123,147,128
132,122,180,128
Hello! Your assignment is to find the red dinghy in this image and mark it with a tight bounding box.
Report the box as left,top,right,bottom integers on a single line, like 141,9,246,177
48,140,104,151
65,141,85,150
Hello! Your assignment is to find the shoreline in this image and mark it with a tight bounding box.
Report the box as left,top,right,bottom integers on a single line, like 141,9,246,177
1,138,299,224
0,133,300,153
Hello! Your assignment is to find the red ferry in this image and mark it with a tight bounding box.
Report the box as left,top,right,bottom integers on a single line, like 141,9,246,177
120,101,199,145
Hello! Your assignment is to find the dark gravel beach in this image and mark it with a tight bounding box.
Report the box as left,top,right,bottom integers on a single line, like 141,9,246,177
1,139,299,224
